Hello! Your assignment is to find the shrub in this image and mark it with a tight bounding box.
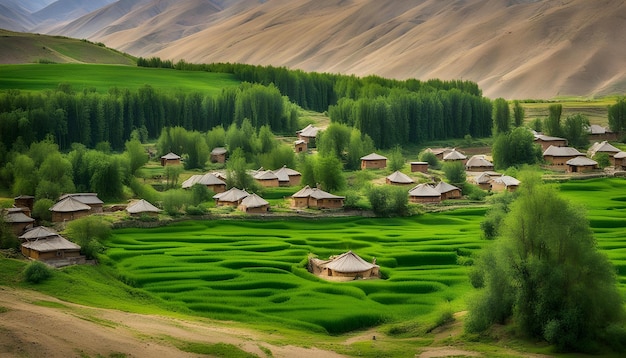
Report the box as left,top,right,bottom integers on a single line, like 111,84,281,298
419,151,440,169
185,205,207,216
24,261,52,284
366,186,408,217
442,161,466,186
32,198,54,222
594,153,611,168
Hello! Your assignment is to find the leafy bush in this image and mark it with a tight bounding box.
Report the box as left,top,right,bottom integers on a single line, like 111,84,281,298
64,216,111,259
24,261,52,284
418,151,440,169
32,198,54,222
366,185,408,217
185,205,207,216
442,161,466,186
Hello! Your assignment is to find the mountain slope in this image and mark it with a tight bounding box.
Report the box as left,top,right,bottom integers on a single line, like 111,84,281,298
0,29,135,65
3,0,626,99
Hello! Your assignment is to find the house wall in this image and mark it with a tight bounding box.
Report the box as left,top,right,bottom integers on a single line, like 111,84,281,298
208,184,226,193
491,183,519,192
241,205,269,213
316,198,344,209
216,200,239,207
256,178,279,187
409,196,440,203
543,155,577,166
161,158,181,166
441,189,462,200
410,163,428,173
567,164,596,173
291,197,309,208
52,210,90,222
466,165,494,172
535,139,567,151
10,222,31,236
361,159,387,170
210,153,226,163
89,204,103,214
288,175,302,186
295,142,307,153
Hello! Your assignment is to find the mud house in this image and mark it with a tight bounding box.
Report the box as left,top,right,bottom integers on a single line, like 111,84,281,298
14,195,34,212
160,152,181,166
296,124,320,145
566,156,598,173
588,141,621,158
308,251,380,281
210,147,227,163
542,145,584,166
3,207,35,235
471,172,493,191
534,134,567,151
253,170,280,187
442,149,467,163
386,171,414,185
410,161,428,173
294,139,307,153
491,175,521,192
213,187,249,207
434,181,462,200
181,173,227,193
272,166,302,186
238,193,270,213
126,199,161,217
465,155,494,172
408,184,441,203
614,151,626,169
424,148,453,160
58,193,104,214
290,185,345,209
360,153,387,170
49,196,92,222
19,226,83,266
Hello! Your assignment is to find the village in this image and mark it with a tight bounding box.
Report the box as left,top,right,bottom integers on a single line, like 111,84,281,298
3,121,625,279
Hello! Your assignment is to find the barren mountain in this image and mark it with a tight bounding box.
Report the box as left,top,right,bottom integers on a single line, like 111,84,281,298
4,0,626,99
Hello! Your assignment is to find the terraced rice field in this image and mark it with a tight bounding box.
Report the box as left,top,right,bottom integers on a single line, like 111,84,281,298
107,209,486,334
106,177,626,334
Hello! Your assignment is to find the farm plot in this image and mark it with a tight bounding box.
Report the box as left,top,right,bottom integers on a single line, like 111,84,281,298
107,210,486,334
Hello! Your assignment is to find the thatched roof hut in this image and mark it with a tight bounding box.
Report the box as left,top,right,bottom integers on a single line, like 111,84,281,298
360,153,388,169
160,152,181,166
566,156,598,173
434,181,462,199
272,166,302,186
127,199,161,216
213,187,250,206
238,193,270,213
386,171,414,185
408,184,441,203
291,185,345,209
49,197,91,222
308,251,380,281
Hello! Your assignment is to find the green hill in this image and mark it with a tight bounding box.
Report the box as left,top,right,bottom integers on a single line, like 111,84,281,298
0,29,136,65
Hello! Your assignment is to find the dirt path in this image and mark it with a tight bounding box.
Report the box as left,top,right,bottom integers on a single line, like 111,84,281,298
0,287,347,358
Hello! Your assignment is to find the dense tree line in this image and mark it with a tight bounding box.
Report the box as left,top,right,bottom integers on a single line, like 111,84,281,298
0,83,298,154
137,59,492,148
328,89,492,148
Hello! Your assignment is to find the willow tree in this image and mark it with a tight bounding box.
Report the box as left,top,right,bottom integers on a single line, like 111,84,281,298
466,174,624,352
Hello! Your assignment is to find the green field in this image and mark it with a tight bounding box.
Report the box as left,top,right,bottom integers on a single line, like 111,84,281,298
106,210,486,334
0,64,240,94
1,178,625,355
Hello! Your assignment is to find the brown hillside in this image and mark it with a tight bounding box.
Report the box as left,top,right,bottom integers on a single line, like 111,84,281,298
28,0,626,99
0,29,135,65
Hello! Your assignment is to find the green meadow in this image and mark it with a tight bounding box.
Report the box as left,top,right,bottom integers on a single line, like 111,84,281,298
107,209,486,334
0,64,240,94
101,177,626,335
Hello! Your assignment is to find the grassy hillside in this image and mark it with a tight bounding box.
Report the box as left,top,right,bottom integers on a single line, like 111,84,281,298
0,29,136,65
0,63,240,94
